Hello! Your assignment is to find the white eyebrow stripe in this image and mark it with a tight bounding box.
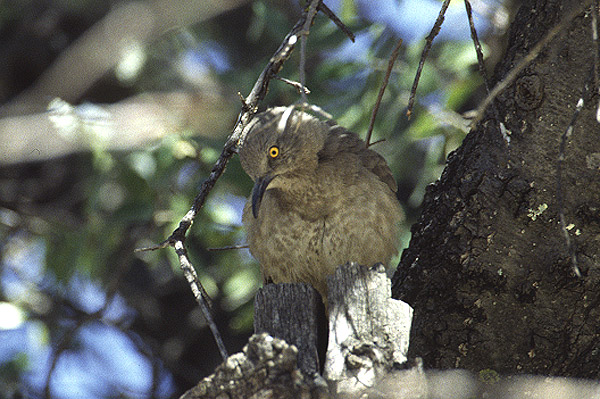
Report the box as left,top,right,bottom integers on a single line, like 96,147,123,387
277,106,294,133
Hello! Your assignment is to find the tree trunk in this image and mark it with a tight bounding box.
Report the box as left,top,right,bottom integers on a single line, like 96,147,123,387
392,0,600,377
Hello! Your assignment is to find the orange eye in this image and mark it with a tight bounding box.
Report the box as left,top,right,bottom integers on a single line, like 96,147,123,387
268,146,280,158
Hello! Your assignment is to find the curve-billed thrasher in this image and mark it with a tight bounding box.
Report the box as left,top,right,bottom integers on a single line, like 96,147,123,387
239,106,402,302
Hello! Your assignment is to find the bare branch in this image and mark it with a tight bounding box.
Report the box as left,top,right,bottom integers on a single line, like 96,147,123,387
174,240,228,358
207,244,250,251
464,0,491,94
272,75,311,95
366,38,403,148
406,0,451,119
318,2,355,42
299,0,320,104
464,0,505,137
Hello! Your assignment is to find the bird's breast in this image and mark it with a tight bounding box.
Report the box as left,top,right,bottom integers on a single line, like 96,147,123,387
270,174,340,220
242,160,402,300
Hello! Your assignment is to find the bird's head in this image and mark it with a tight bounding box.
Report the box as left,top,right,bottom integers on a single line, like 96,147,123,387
238,106,328,218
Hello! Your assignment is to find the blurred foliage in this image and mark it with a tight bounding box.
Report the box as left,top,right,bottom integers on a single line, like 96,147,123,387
0,0,504,397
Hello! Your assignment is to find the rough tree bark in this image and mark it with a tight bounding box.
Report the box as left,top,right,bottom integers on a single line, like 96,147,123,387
254,283,323,376
392,0,600,377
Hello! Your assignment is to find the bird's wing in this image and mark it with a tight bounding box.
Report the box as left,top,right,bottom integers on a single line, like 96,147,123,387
319,123,398,193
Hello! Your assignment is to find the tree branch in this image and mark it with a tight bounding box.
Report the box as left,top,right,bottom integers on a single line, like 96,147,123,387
299,0,320,104
406,0,451,119
366,38,403,148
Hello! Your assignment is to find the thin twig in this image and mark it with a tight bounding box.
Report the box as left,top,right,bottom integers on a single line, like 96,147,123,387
299,0,320,104
318,2,355,42
406,0,452,119
464,0,491,94
272,75,311,95
471,0,594,127
207,244,250,251
368,138,386,147
366,38,403,147
464,0,504,137
174,240,228,357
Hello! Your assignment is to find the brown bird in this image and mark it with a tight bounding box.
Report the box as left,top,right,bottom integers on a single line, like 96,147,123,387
239,106,402,302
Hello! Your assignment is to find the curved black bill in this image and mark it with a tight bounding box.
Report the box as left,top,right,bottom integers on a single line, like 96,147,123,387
251,175,275,218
